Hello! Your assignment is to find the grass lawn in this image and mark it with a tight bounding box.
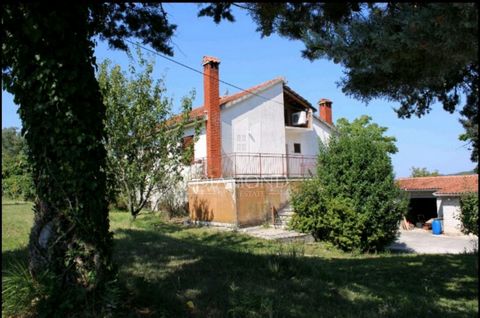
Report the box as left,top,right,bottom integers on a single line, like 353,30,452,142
2,199,478,317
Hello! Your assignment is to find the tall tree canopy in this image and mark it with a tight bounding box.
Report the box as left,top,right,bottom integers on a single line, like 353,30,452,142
98,51,198,219
199,3,479,165
2,3,177,315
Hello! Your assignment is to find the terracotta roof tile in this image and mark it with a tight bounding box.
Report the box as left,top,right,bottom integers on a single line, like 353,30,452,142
165,106,205,126
397,175,478,195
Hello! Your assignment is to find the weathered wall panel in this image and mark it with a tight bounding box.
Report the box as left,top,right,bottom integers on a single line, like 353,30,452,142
188,181,236,224
188,179,304,227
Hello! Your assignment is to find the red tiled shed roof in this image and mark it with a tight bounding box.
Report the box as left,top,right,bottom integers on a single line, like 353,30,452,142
397,175,478,196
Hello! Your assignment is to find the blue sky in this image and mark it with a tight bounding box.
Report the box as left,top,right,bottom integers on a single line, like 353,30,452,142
2,3,475,177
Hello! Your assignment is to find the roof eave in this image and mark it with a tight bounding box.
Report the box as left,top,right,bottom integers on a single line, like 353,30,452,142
283,85,316,111
222,78,284,109
312,114,336,131
434,192,476,197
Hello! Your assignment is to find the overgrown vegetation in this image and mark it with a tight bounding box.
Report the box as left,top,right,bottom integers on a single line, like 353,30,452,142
98,49,199,219
291,116,407,252
1,128,35,201
3,199,478,317
459,193,479,236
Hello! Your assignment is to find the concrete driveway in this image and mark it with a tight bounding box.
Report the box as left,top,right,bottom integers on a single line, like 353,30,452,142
388,229,478,254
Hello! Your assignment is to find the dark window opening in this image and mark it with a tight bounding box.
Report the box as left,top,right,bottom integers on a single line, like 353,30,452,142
294,143,301,154
182,135,194,164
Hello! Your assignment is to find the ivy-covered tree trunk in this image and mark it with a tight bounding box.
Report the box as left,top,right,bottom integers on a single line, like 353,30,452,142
3,3,114,307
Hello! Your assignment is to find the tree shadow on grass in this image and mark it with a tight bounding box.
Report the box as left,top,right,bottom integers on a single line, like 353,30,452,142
2,247,29,271
113,226,478,318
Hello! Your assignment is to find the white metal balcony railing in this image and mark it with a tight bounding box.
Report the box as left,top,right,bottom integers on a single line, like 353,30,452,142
188,153,317,179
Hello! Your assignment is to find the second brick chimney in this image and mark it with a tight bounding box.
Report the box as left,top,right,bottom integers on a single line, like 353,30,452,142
203,56,221,178
318,98,333,125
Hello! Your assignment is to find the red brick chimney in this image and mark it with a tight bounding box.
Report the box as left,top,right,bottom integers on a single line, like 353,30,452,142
203,56,221,178
318,98,333,125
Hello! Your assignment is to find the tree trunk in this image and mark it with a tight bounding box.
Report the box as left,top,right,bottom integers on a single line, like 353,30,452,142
3,3,114,309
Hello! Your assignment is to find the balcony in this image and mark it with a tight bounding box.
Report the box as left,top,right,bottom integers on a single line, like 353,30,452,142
190,153,317,179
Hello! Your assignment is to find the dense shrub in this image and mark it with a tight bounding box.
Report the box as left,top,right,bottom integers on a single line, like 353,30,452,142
291,116,407,252
459,193,478,236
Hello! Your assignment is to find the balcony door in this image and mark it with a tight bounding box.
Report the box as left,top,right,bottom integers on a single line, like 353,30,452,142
232,117,263,176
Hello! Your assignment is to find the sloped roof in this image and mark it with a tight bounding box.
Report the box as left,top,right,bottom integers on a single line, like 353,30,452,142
219,77,284,106
283,84,315,111
168,77,284,125
169,77,332,127
397,175,478,196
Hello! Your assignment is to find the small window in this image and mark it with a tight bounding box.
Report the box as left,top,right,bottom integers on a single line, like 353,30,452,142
294,143,301,154
236,134,247,152
182,135,194,164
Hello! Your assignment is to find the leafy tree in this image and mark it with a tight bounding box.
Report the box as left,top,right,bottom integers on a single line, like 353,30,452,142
410,167,440,177
199,3,479,166
98,51,198,219
458,193,479,236
2,127,25,158
2,3,177,315
2,128,35,200
290,116,407,252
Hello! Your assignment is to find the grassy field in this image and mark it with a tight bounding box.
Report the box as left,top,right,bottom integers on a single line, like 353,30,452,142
2,199,478,317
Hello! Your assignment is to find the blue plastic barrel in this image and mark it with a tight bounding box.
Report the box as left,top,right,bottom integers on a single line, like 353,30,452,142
432,219,442,235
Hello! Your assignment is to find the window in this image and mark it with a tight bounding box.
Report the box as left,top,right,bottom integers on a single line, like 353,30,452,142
294,143,301,154
182,135,194,164
236,134,247,152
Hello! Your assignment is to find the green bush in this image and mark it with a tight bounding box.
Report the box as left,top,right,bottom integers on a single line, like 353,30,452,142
2,141,35,201
459,193,478,236
291,116,407,252
2,173,35,201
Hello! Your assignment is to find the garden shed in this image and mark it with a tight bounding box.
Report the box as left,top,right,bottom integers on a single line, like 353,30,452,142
397,174,478,235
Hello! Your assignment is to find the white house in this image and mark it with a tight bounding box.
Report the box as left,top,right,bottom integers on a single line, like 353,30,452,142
181,56,334,180
175,56,335,227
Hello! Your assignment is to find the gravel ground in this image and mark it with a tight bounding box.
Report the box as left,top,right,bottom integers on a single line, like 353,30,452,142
207,224,478,254
388,229,478,254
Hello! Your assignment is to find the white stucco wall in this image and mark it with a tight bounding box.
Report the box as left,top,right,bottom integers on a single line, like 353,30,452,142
221,82,286,155
437,196,463,235
220,82,286,176
183,125,206,161
312,116,332,147
285,117,331,157
218,83,334,176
